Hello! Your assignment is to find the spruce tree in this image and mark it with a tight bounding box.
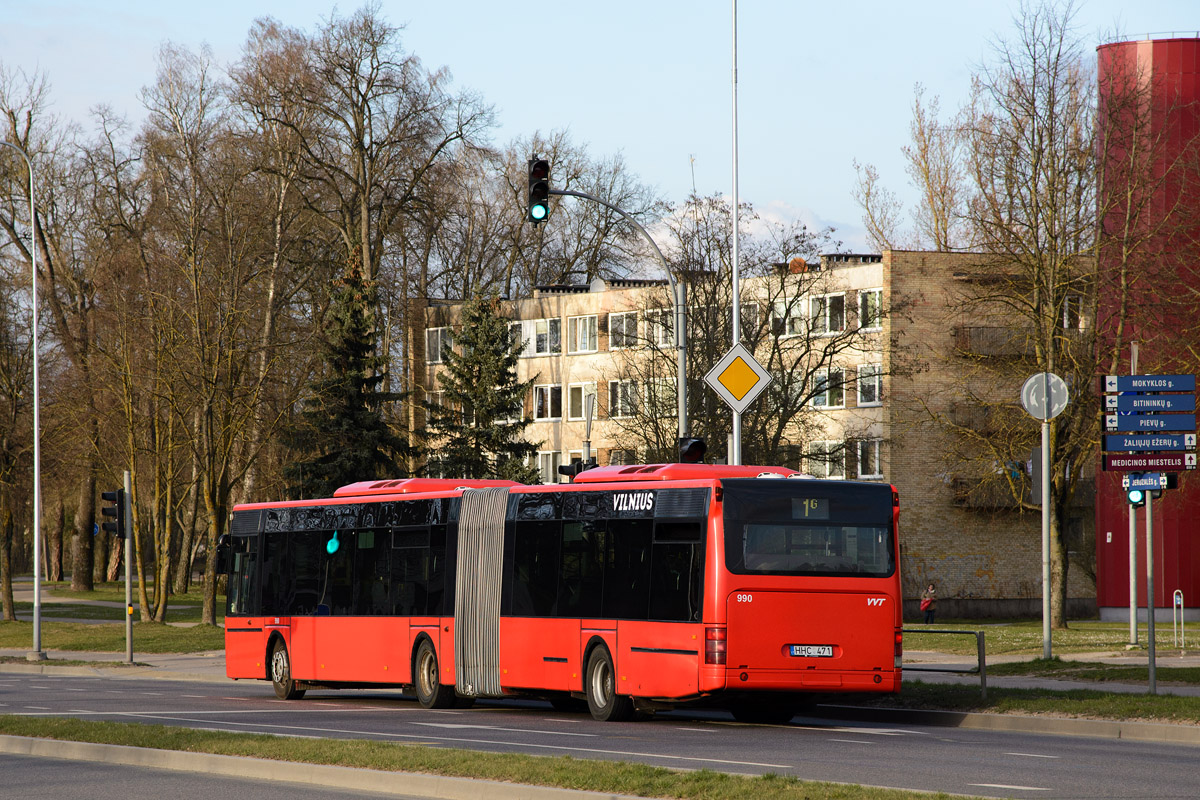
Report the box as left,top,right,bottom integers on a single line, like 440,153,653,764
425,294,540,482
283,252,410,498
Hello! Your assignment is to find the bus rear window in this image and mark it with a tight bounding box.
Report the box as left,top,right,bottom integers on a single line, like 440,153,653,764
722,480,895,577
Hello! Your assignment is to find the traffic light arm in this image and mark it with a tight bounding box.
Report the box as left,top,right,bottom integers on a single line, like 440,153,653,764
548,188,688,439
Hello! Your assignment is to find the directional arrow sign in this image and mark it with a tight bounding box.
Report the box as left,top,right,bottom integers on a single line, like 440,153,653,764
1105,433,1197,451
1104,374,1196,393
1104,453,1197,472
1105,414,1197,432
1105,394,1196,412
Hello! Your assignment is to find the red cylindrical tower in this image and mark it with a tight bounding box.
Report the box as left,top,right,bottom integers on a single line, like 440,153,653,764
1096,37,1200,620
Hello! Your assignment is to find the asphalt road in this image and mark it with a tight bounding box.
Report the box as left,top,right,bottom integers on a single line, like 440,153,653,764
1,751,432,800
3,672,1198,799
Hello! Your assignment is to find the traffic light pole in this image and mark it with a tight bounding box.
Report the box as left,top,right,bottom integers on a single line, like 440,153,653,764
548,188,687,439
124,470,133,663
1147,493,1156,694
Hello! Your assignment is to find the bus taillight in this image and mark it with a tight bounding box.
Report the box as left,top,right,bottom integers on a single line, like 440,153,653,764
705,626,727,665
894,630,903,668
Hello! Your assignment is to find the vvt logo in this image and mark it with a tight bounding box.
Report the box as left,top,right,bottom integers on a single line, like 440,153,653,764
866,598,885,607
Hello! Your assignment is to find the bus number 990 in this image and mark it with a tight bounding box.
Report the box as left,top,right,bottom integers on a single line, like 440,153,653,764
736,593,753,603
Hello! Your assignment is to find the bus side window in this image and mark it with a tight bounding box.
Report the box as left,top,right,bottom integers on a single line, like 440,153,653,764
602,519,651,620
649,521,704,622
289,531,321,615
227,534,259,616
511,521,560,617
558,520,604,618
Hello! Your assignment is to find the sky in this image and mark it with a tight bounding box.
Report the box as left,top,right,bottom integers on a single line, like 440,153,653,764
3,1,1197,250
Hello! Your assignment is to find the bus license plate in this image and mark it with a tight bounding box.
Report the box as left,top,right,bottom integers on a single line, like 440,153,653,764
789,644,833,657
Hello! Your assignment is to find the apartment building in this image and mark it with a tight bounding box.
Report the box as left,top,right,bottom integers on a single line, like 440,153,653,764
420,250,1097,615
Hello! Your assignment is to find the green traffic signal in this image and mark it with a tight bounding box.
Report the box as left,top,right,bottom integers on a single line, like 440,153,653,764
527,157,550,224
1127,488,1145,507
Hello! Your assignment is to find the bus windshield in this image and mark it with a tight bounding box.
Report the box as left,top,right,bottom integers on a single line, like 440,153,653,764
721,479,895,577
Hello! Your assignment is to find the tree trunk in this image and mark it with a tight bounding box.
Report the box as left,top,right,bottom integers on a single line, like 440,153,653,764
1,505,14,621
47,497,63,582
70,478,96,592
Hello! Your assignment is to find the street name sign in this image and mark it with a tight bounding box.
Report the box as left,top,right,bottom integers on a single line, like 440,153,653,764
1105,394,1196,412
1104,434,1197,452
1105,413,1197,432
704,342,772,415
1104,374,1196,392
1104,452,1197,472
1123,473,1168,490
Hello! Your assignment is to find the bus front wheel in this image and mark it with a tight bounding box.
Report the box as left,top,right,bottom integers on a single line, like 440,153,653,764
585,647,633,721
270,639,305,700
414,639,457,709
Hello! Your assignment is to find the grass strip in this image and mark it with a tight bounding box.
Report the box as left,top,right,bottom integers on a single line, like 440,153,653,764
985,657,1200,684
0,715,968,800
870,680,1200,724
0,621,225,653
904,620,1187,656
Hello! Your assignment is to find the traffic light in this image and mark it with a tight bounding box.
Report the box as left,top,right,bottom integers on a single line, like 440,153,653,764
678,437,707,464
100,489,125,536
1152,473,1180,500
558,458,597,483
527,158,550,224
1127,486,1145,508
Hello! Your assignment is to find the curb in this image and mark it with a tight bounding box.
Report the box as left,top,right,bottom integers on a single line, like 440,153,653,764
0,735,640,800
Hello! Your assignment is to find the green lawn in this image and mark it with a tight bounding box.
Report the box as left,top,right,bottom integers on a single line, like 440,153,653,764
904,619,1186,655
0,621,225,653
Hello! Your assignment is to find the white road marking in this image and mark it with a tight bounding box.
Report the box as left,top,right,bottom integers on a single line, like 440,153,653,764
969,784,1050,792
24,706,50,710
411,722,596,737
1005,752,1060,759
674,727,718,733
829,738,875,744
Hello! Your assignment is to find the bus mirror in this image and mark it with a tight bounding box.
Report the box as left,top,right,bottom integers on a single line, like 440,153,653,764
215,534,230,574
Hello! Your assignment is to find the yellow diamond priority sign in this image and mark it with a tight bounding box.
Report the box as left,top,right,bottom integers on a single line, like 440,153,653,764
704,342,773,414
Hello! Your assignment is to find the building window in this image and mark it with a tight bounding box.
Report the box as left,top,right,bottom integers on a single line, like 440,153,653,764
609,380,639,418
567,315,598,353
858,439,883,479
738,303,761,336
812,367,845,408
609,311,638,349
1062,294,1083,329
609,448,637,466
534,318,561,355
859,289,882,331
811,293,846,335
509,322,530,356
568,383,597,421
772,298,805,337
858,363,882,406
534,385,562,420
538,451,563,484
646,309,673,347
807,441,845,479
648,378,676,419
425,327,453,364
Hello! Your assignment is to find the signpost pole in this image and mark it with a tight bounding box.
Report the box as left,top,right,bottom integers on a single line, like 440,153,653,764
1130,343,1138,647
1147,494,1156,694
1041,416,1052,660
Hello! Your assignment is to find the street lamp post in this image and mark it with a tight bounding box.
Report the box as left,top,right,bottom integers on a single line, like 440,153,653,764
1,140,44,661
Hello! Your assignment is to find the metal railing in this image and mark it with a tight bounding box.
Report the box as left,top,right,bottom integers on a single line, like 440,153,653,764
902,628,988,699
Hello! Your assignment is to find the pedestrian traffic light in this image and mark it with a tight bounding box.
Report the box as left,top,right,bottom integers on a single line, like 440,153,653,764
1127,487,1145,507
100,489,125,536
527,158,550,224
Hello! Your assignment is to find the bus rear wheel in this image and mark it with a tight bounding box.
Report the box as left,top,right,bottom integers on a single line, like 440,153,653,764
270,639,305,700
414,639,457,709
585,647,633,722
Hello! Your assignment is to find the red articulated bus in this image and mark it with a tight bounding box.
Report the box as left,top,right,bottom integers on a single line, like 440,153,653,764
221,463,902,722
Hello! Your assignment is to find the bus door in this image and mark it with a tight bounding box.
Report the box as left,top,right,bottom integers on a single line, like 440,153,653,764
225,510,263,677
